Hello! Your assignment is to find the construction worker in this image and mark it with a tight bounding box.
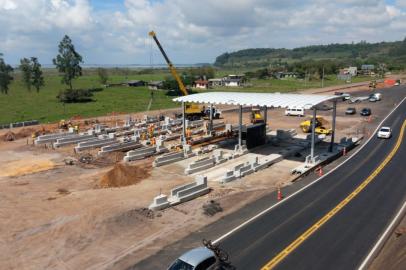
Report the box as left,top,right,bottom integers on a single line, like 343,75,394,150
186,128,192,138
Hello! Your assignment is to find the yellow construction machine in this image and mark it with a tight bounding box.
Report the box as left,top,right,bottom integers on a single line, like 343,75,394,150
250,108,265,124
149,31,220,120
300,116,332,135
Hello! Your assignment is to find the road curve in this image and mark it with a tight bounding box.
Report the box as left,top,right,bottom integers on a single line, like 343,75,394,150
218,97,406,269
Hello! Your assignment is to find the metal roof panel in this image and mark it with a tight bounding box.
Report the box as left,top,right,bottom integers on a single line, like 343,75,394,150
173,92,339,109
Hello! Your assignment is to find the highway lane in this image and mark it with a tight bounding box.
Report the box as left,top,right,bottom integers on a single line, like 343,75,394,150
219,97,406,269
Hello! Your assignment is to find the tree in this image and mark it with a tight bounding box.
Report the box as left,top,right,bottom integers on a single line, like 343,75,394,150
0,53,14,94
19,57,45,92
97,68,109,85
19,58,32,91
53,35,83,90
31,57,44,93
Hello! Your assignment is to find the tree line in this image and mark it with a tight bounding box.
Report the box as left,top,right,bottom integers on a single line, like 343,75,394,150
214,38,406,71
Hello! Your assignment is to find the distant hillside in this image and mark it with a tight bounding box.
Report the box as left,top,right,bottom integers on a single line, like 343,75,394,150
214,39,406,70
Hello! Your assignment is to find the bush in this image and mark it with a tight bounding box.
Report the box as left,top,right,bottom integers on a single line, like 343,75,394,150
57,88,94,103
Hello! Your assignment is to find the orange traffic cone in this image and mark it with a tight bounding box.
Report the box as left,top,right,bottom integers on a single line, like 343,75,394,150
277,187,283,201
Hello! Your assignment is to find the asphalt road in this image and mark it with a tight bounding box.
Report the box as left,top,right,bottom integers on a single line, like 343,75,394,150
219,95,406,269
131,86,406,270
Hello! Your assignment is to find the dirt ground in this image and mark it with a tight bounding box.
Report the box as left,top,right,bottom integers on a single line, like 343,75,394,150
368,215,406,270
0,78,404,270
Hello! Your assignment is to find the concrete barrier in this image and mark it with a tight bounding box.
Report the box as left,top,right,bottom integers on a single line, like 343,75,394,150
53,134,96,148
35,132,76,145
148,194,170,211
221,170,237,183
98,141,142,155
169,175,210,205
254,154,283,171
74,138,117,152
124,146,156,162
153,151,185,167
185,157,215,175
149,176,210,210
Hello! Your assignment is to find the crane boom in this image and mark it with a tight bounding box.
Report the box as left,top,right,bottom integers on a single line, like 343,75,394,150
148,31,188,96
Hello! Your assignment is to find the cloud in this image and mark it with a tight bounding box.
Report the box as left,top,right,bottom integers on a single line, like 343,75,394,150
1,0,406,65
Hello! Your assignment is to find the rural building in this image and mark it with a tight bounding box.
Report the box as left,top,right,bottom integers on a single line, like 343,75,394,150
126,80,146,87
193,79,209,89
208,78,224,88
273,72,299,79
347,66,357,76
223,75,244,87
148,81,164,90
360,64,375,75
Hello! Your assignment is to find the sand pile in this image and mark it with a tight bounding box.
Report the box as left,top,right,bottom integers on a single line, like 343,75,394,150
99,162,152,188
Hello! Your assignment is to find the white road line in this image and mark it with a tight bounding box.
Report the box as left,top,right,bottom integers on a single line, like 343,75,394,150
358,200,406,270
213,96,406,244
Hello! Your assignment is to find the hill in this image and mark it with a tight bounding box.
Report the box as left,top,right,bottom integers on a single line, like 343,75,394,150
214,39,406,70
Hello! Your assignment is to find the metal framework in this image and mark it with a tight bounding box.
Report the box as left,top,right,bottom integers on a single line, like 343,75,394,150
174,92,340,160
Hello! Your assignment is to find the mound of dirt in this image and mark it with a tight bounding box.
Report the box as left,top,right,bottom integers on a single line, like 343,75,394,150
2,131,16,141
99,162,152,188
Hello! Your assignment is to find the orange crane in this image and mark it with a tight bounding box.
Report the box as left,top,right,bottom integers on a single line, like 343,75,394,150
149,31,218,120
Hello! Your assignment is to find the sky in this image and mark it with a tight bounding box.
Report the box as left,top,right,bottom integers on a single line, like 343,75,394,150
1,0,406,66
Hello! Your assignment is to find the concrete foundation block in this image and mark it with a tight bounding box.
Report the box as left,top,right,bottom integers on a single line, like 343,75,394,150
74,138,117,152
169,175,209,205
239,163,254,177
98,141,142,155
153,151,185,167
185,157,215,175
35,132,76,145
148,194,170,211
124,146,156,162
53,134,96,148
221,170,237,183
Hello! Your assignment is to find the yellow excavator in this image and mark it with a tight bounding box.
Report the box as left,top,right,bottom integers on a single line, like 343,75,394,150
300,116,331,135
149,31,215,120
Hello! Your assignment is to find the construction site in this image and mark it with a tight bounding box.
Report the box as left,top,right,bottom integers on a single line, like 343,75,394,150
1,74,404,269
1,30,406,270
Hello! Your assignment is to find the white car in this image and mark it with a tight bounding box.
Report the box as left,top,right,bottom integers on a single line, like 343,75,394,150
377,126,392,139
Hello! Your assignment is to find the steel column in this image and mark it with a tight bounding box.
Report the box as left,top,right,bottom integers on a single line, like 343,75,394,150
311,108,317,160
329,100,337,152
239,105,243,147
182,102,186,145
264,106,268,126
209,103,213,135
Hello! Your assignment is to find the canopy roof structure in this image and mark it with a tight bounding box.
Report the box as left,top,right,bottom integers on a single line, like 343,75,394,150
173,92,339,109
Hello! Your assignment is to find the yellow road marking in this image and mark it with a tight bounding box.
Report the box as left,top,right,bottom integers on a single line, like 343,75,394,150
262,119,406,270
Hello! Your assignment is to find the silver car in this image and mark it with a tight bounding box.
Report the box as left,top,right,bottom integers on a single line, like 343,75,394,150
168,247,216,270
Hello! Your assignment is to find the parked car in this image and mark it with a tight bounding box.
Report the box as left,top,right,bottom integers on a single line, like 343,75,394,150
345,107,356,115
369,96,378,102
335,92,351,101
369,93,381,102
168,247,216,270
377,126,392,139
360,108,372,116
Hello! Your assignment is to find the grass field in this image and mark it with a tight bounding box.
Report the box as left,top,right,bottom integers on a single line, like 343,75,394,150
0,69,371,124
0,72,175,124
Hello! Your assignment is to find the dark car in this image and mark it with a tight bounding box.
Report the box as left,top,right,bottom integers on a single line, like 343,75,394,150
360,108,371,116
345,107,356,115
